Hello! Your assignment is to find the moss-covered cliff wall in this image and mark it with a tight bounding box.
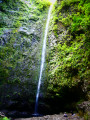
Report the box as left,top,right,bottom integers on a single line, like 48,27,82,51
0,0,50,114
45,0,90,113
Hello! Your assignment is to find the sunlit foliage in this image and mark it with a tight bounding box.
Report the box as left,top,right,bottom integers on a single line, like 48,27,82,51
46,0,90,106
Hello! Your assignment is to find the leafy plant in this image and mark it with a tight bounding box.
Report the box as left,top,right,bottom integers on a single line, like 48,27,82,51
0,117,10,120
33,0,51,11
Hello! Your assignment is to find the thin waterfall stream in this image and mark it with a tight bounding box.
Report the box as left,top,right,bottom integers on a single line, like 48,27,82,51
34,0,56,115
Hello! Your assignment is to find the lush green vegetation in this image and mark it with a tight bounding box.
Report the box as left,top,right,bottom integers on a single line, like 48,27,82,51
0,0,50,83
32,0,51,11
46,0,90,111
0,117,10,120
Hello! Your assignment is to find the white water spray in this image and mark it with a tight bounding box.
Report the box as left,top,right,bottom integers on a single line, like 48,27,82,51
34,0,56,115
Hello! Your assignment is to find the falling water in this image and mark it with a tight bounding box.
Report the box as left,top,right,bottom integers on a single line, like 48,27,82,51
34,0,56,115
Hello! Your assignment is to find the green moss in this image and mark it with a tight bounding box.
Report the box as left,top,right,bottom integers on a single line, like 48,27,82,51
32,0,51,11
46,0,90,109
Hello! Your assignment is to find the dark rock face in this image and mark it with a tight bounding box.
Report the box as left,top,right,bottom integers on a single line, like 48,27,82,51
0,0,48,114
77,101,90,113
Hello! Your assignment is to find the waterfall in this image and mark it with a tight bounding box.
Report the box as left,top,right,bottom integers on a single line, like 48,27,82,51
34,1,56,115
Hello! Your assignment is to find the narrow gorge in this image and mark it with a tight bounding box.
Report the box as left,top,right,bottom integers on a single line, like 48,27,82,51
0,0,90,120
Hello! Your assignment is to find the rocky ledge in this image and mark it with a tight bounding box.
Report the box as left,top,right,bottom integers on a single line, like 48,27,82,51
15,113,83,120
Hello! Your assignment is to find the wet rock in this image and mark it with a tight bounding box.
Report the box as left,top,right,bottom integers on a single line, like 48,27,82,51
7,111,31,118
18,27,31,36
77,101,90,112
0,109,9,115
7,111,18,117
0,112,5,117
18,27,37,37
0,29,11,45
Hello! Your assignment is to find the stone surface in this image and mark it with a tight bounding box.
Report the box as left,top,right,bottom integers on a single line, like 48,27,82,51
15,113,83,120
77,101,90,112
